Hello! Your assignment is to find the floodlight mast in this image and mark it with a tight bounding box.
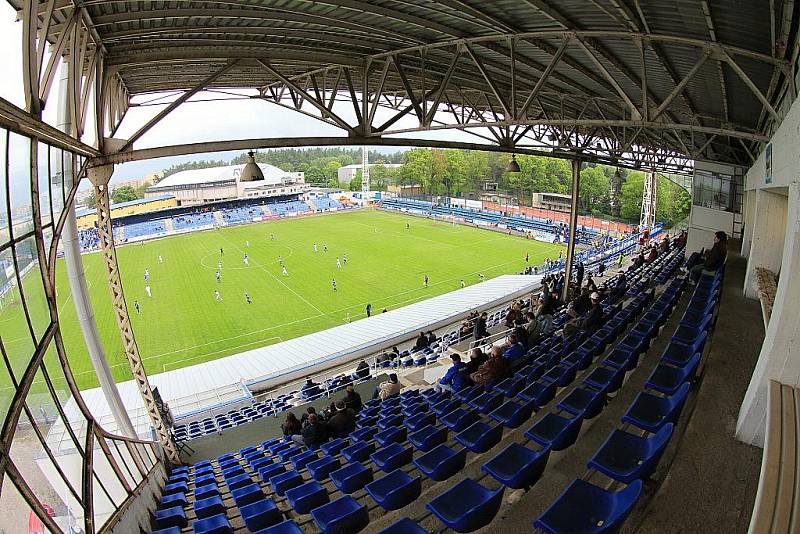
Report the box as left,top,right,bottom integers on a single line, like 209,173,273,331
640,171,658,231
362,145,370,194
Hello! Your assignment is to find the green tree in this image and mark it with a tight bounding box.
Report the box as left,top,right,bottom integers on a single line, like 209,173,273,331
349,172,362,191
84,190,96,209
111,185,140,204
579,165,611,214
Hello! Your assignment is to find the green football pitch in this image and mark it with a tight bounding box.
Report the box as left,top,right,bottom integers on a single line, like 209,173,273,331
0,209,563,398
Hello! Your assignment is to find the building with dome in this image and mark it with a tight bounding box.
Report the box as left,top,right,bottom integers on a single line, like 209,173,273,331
145,156,305,206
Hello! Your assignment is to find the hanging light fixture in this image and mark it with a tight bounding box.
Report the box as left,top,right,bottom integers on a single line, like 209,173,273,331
506,154,521,173
240,151,264,182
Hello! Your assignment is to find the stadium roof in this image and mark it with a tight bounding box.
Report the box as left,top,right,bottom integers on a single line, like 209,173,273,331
8,1,796,171
74,194,175,218
149,163,294,189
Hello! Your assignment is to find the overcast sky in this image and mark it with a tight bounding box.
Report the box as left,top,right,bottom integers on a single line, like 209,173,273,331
0,5,487,190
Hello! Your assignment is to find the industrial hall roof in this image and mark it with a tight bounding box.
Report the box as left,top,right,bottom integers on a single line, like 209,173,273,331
7,1,799,169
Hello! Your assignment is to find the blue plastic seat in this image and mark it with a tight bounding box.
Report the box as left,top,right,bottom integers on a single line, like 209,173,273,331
269,470,304,496
405,411,436,432
269,441,292,455
431,398,460,416
489,399,535,428
163,481,188,496
225,473,252,491
342,440,375,463
193,513,233,534
378,414,404,430
194,495,225,519
558,386,607,419
357,415,378,429
426,478,504,533
622,381,690,432
454,385,483,404
155,506,187,529
440,408,480,432
258,463,285,483
278,446,306,463
350,426,377,443
375,426,408,446
482,442,551,489
662,333,706,366
469,391,504,414
311,496,370,533
588,424,674,483
517,381,556,407
534,479,643,534
454,421,503,453
525,413,583,451
645,353,700,394
583,366,625,393
408,424,448,451
540,363,577,387
150,527,181,534
320,438,348,457
231,483,264,508
413,444,467,481
330,462,374,493
308,456,341,481
371,442,413,472
375,517,428,534
194,483,219,501
239,498,281,532
365,469,422,510
285,480,330,514
250,456,273,473
159,492,188,509
603,347,639,371
221,464,245,480
493,376,527,397
291,450,318,471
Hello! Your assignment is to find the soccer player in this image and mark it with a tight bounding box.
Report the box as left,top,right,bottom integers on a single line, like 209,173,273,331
144,269,149,281
134,300,140,314
460,279,465,288
343,253,348,265
270,233,275,240
216,271,221,283
214,290,222,301
479,274,485,282
278,255,283,265
218,260,223,270
145,285,152,298
243,254,249,266
323,243,328,252
246,240,250,248
336,257,341,269
245,291,252,304
366,303,372,317
282,266,289,276
525,252,529,263
220,247,224,255
424,274,429,287
158,255,163,264
331,279,337,292
313,243,318,253
406,222,410,230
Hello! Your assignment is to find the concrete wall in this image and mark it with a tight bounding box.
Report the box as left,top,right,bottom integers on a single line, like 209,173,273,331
736,90,800,446
741,190,756,258
686,205,735,255
742,188,788,299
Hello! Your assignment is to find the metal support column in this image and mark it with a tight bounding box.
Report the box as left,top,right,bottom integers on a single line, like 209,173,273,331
563,159,581,302
640,170,657,231
90,164,180,464
57,56,137,439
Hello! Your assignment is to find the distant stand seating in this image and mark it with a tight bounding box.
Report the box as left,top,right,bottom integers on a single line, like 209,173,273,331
312,197,344,211
172,212,216,231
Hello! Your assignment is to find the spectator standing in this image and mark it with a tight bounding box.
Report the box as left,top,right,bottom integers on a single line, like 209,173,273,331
473,312,489,341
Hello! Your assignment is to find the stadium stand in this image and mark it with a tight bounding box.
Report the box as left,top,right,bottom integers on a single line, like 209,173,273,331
144,239,717,534
172,212,217,231
265,200,312,216
312,197,344,211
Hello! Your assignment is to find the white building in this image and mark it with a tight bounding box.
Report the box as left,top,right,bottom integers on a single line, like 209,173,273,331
146,162,305,206
337,163,402,185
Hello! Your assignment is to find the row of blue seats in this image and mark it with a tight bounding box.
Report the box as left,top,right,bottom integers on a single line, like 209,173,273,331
153,248,684,533
173,212,216,231
534,260,720,532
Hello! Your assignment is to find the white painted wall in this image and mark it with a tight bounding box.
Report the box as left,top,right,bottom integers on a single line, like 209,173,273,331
736,90,800,446
741,190,756,258
686,205,734,256
742,189,788,299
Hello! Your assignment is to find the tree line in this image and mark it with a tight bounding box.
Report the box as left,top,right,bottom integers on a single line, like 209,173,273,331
94,147,691,228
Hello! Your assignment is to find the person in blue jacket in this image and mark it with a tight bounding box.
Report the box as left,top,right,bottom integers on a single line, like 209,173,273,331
435,354,471,393
503,333,526,364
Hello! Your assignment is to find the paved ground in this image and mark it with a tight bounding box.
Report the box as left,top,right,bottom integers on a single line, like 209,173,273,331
630,250,764,533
